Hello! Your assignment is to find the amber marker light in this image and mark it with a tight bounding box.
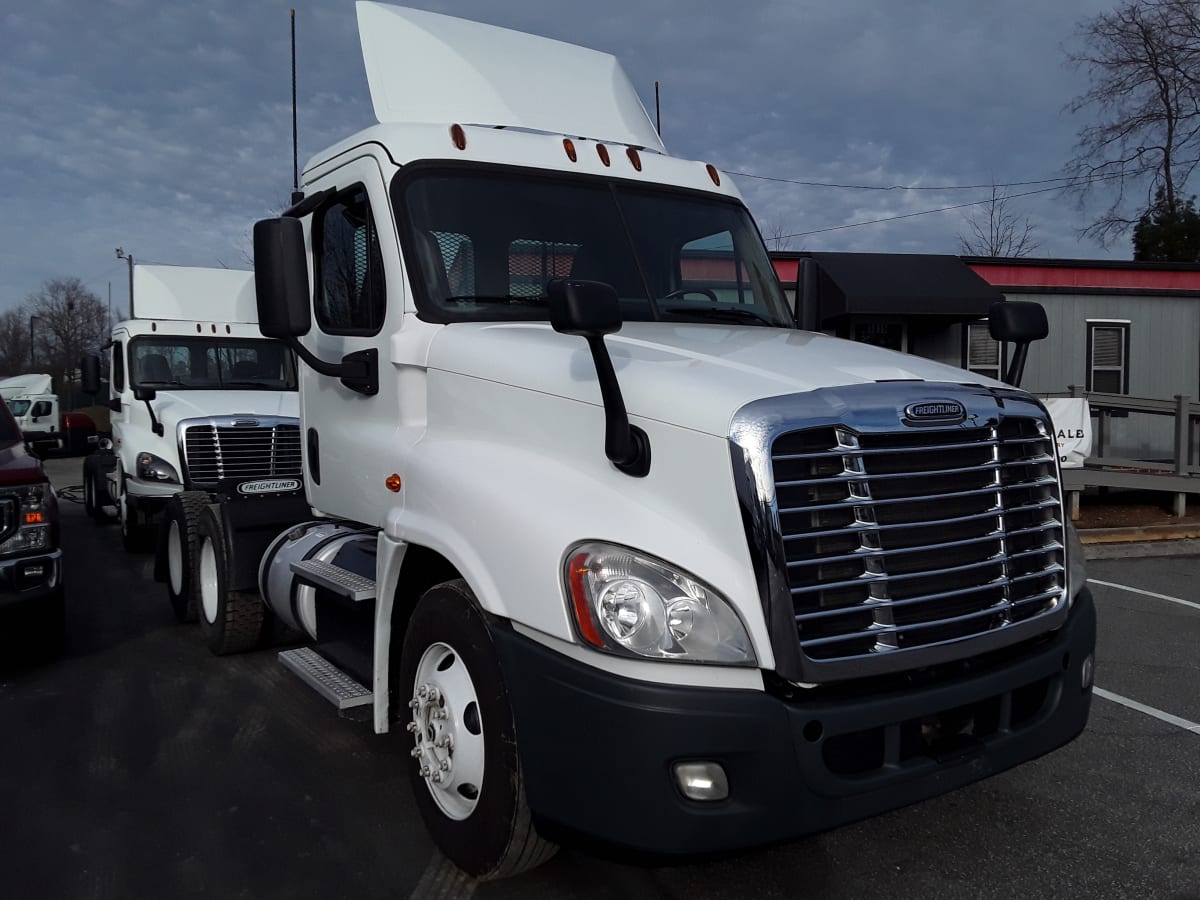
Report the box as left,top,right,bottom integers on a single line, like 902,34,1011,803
450,123,467,150
563,138,577,162
626,147,642,171
24,511,44,525
567,551,604,647
385,473,402,493
596,143,610,166
706,164,721,186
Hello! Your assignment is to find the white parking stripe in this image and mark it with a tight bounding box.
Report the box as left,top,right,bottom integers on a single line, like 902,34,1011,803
1093,687,1200,736
1088,578,1200,613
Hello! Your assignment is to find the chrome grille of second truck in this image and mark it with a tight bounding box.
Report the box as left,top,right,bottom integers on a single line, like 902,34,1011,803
183,424,302,485
773,418,1064,663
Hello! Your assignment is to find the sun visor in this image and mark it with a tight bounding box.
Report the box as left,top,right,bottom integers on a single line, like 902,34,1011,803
133,266,258,324
355,2,665,152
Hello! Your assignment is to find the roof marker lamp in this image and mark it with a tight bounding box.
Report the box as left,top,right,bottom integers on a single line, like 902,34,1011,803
565,542,756,666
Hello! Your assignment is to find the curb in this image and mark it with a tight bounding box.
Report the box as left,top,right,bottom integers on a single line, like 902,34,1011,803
1079,524,1200,560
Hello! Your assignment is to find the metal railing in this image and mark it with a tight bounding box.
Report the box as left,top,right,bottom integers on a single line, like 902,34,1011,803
1040,387,1200,518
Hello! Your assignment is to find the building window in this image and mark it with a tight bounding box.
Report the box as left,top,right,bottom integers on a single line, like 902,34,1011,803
851,320,906,352
964,321,1004,380
315,185,386,335
1086,321,1130,394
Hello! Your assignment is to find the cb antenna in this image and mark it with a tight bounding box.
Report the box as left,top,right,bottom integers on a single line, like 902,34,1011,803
655,80,661,137
291,8,301,204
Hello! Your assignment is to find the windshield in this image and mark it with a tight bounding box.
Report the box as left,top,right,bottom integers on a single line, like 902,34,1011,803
129,337,297,391
6,400,30,416
396,168,793,327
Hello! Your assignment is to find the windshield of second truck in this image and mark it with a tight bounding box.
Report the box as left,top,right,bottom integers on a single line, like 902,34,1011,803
129,337,297,390
396,168,793,327
6,400,30,416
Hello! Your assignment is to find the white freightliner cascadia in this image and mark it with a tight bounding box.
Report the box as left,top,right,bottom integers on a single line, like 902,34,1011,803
212,2,1096,880
80,264,302,625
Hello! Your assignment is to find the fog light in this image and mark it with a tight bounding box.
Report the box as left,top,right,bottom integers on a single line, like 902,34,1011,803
673,761,728,801
22,564,44,579
1081,653,1095,690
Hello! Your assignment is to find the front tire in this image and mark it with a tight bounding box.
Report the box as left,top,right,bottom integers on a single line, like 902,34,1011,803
195,507,264,655
162,491,209,624
399,580,556,880
82,457,114,524
119,479,154,553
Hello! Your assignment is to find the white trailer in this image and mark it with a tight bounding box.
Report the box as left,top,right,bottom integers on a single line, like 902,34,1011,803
203,3,1095,880
80,265,304,640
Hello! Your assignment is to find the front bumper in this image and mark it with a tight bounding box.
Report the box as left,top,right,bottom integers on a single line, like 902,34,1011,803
0,550,63,610
494,588,1096,856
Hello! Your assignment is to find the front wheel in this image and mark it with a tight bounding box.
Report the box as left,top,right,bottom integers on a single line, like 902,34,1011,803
399,580,556,880
195,507,264,655
162,491,210,624
119,479,154,553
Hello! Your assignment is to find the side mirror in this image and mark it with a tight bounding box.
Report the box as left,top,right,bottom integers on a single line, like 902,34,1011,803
988,300,1048,388
81,354,101,395
989,300,1048,344
133,386,157,402
548,279,622,337
254,217,312,338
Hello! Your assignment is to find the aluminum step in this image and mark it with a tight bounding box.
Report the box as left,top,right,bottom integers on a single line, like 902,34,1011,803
290,558,377,602
278,647,373,710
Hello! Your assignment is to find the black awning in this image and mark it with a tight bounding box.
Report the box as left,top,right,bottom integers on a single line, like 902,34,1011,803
805,252,1003,326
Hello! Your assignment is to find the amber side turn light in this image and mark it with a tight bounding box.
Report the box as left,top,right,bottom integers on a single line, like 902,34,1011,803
385,474,402,493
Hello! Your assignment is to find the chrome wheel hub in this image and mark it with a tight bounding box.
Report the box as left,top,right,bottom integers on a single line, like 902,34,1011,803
409,641,484,821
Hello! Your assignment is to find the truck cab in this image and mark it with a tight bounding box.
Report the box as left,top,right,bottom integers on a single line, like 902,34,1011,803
201,2,1095,880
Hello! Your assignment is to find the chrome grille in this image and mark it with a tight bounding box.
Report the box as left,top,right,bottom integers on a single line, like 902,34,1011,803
772,417,1064,664
181,421,303,486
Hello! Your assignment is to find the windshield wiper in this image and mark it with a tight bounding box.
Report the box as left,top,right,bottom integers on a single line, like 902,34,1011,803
659,306,775,326
445,294,549,305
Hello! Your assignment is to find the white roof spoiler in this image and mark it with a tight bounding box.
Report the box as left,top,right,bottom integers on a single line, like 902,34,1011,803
133,265,258,324
355,2,665,152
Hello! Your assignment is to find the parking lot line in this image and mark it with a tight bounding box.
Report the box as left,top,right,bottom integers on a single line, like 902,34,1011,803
1093,687,1200,736
1088,578,1200,613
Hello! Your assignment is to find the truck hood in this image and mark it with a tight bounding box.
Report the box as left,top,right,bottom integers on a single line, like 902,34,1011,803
428,322,1002,436
0,440,46,485
149,391,300,432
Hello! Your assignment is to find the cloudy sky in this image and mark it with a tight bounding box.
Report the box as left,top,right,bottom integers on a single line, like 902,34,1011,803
2,0,1123,315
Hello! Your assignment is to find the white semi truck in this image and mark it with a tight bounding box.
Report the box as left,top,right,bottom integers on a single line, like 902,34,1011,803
80,265,304,638
0,374,97,455
204,3,1093,880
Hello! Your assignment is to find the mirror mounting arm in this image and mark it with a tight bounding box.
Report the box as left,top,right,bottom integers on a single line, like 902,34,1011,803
284,337,378,396
144,400,164,438
584,335,651,477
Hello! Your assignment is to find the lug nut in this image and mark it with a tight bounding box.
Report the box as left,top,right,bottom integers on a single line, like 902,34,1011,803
418,685,429,698
410,747,422,758
419,766,431,777
431,772,443,784
405,722,418,733
408,699,420,709
440,760,450,771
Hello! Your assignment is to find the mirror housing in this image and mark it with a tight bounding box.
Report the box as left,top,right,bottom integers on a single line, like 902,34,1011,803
549,279,622,336
133,386,157,402
988,300,1049,388
81,354,101,395
253,217,312,338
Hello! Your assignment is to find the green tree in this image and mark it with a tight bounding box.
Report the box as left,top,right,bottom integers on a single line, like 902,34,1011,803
1132,187,1200,260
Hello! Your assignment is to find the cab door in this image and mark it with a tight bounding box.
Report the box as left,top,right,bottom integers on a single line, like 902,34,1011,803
300,154,402,525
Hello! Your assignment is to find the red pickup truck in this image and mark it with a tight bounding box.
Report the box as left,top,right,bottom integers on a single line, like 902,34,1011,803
0,401,63,653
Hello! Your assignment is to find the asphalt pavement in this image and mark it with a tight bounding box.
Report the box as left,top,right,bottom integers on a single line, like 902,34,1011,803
0,456,1196,899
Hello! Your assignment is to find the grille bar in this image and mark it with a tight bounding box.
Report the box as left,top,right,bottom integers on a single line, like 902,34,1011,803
778,478,1056,515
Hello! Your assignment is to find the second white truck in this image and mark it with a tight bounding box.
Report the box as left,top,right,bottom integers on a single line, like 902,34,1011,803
80,265,304,637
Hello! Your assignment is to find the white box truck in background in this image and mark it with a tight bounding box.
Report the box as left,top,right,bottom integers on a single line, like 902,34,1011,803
182,2,1093,880
0,374,97,455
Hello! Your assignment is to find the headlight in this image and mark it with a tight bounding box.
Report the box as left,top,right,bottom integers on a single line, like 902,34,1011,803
1065,520,1087,606
136,452,179,483
0,482,53,556
563,542,757,666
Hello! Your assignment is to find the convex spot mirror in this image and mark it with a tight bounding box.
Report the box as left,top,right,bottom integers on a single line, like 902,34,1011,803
989,300,1048,344
253,217,311,339
548,279,622,337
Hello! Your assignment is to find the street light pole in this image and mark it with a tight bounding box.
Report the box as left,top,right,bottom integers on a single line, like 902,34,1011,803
115,247,134,318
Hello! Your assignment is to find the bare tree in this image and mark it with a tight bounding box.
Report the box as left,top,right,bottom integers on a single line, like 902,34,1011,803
0,306,32,377
760,218,797,252
24,278,111,408
1065,0,1200,244
958,186,1042,257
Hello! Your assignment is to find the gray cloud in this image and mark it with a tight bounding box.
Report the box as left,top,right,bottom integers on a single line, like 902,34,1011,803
2,0,1121,313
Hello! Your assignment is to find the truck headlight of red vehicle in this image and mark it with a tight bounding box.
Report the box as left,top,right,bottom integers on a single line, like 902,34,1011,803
136,452,179,483
0,483,54,555
564,542,757,666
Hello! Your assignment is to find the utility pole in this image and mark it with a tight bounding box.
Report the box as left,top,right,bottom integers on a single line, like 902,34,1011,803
116,247,134,318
